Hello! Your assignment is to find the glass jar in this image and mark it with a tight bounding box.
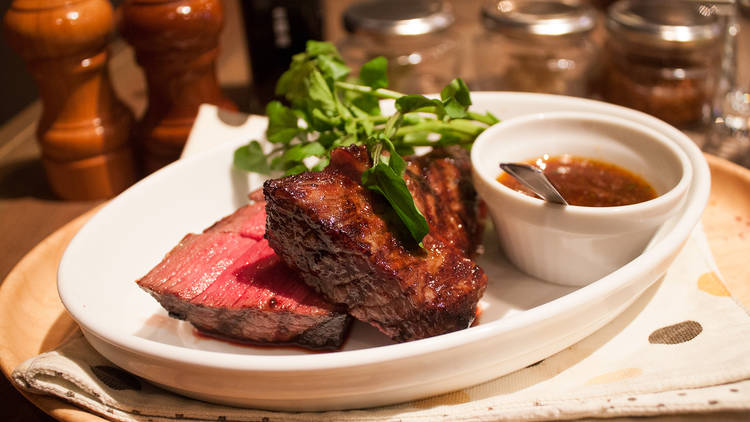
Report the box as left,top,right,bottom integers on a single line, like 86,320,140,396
338,0,460,94
702,0,750,167
475,0,599,97
602,0,724,129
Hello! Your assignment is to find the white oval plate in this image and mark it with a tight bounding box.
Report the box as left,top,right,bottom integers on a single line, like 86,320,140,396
58,93,710,411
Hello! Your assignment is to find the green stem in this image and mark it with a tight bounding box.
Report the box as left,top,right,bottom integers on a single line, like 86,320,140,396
467,111,500,126
398,137,475,147
269,145,286,155
396,120,485,137
334,81,404,100
311,109,340,127
384,112,402,138
354,115,389,124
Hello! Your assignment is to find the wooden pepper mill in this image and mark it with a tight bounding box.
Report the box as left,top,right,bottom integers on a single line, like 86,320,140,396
119,0,236,173
3,0,138,200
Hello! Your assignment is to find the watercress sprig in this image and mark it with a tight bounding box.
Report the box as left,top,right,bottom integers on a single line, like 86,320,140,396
234,41,498,246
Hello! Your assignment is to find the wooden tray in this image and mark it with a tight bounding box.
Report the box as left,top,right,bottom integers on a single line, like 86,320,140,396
1,155,749,422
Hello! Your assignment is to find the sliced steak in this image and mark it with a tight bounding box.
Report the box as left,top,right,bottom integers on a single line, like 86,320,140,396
136,199,351,350
404,146,484,257
263,146,487,342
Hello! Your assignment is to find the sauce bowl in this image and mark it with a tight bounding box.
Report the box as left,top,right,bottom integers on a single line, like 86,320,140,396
471,111,693,286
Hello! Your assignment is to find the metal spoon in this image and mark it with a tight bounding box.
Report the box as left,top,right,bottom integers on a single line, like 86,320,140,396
499,163,568,206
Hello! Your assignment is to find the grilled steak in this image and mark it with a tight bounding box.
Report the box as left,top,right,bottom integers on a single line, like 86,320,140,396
403,147,484,257
263,146,487,342
137,199,351,350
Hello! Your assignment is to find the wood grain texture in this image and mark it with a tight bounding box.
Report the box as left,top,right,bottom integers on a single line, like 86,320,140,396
703,155,750,309
119,0,236,173
3,0,138,199
0,208,100,422
0,155,748,422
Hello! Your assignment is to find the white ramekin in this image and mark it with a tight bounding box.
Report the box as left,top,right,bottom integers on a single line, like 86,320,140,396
471,111,693,286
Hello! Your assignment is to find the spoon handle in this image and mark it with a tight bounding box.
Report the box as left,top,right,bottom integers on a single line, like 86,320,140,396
499,163,568,206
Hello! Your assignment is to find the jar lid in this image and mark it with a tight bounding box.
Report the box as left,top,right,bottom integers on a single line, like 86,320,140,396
607,0,723,50
343,0,454,36
481,0,596,38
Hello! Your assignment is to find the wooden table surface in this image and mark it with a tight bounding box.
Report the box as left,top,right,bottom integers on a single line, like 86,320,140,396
1,1,749,421
0,111,102,422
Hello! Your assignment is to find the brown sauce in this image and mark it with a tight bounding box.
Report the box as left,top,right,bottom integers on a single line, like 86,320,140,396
497,155,657,207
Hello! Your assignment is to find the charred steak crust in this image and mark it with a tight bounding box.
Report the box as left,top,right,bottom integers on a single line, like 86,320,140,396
136,199,351,350
263,146,487,342
405,146,484,257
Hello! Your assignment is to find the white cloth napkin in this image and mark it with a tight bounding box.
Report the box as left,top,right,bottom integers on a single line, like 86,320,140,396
11,225,750,421
12,105,750,421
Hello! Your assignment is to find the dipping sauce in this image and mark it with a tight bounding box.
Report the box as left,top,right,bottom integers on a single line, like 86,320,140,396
497,155,657,207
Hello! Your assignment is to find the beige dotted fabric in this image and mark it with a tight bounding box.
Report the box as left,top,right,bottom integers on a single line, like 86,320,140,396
698,271,731,297
585,368,644,385
647,320,703,345
11,225,750,421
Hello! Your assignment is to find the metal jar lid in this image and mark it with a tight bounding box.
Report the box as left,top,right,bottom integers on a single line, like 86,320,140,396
343,0,454,36
481,0,596,39
606,0,723,50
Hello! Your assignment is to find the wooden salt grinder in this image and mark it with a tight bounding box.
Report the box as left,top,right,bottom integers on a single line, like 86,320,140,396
119,0,236,173
3,0,138,200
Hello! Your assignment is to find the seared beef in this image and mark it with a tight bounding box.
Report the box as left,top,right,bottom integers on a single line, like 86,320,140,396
403,147,484,257
263,146,487,342
136,199,351,350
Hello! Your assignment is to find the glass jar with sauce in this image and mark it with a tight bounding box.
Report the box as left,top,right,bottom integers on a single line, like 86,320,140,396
601,0,724,129
474,0,599,97
338,0,460,94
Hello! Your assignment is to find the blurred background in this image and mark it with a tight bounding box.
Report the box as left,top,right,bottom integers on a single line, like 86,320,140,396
0,0,495,120
1,0,749,202
2,0,748,155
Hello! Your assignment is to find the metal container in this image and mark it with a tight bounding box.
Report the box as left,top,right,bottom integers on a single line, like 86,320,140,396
475,0,599,97
338,0,459,94
601,0,724,128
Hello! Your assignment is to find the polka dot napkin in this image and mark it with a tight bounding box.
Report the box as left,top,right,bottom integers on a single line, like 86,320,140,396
11,224,750,421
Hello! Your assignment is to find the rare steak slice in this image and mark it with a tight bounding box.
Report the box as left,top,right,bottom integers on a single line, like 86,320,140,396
263,146,487,342
136,199,351,350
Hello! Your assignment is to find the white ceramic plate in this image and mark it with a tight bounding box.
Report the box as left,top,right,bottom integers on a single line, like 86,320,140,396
58,93,710,411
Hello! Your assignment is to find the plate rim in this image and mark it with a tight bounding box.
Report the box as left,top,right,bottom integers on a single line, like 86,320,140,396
57,92,711,372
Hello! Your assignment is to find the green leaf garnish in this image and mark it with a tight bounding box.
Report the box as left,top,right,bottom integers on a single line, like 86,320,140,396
359,56,388,89
440,78,472,119
280,141,326,164
362,163,429,247
265,101,299,144
233,141,270,175
234,41,499,247
395,94,443,114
